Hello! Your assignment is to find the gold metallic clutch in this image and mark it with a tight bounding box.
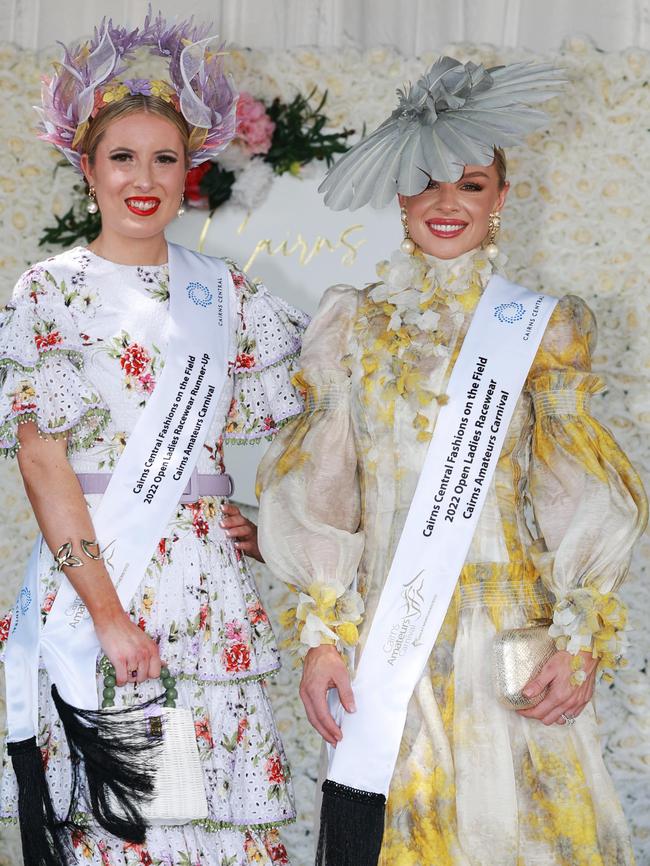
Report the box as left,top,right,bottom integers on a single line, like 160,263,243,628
493,621,557,709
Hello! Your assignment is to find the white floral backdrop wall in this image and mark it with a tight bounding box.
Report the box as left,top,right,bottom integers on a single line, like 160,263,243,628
0,37,648,866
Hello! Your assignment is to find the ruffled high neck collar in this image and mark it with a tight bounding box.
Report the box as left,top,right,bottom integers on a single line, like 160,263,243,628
421,248,498,292
370,246,507,332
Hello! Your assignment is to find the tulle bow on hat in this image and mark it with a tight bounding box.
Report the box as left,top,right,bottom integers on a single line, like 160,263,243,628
35,6,238,171
319,55,565,210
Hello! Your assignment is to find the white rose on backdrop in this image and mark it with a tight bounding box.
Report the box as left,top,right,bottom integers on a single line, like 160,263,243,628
230,160,276,211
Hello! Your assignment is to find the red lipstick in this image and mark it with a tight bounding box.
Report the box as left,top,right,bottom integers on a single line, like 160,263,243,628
125,196,161,216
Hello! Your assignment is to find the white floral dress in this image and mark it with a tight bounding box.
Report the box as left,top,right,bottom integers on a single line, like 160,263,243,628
0,246,308,866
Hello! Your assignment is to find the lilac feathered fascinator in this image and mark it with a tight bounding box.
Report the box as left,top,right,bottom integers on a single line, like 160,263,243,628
319,56,565,210
35,8,238,171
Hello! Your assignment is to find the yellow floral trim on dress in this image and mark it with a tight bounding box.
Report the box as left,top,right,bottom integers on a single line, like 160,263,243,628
356,248,501,440
279,580,364,657
549,586,628,684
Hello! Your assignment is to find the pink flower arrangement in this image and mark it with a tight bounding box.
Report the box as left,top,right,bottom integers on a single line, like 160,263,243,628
225,620,244,641
137,372,156,394
236,92,275,155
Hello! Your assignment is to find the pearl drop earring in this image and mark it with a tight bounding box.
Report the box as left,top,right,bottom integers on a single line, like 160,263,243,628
484,211,501,260
87,186,98,214
177,194,186,218
400,206,416,255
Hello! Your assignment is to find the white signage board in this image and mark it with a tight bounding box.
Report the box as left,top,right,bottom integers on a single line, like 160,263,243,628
167,164,399,504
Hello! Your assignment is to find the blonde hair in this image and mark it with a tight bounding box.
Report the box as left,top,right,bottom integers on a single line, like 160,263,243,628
81,95,191,166
493,147,507,189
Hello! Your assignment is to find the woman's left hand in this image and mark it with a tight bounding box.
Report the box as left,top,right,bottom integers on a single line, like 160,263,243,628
517,649,599,726
220,503,264,562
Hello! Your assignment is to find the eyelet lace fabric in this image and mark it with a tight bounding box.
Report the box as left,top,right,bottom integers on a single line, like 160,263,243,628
0,246,307,863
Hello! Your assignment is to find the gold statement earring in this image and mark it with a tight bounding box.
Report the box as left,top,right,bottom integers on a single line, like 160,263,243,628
484,211,501,260
87,186,98,214
400,206,416,255
177,194,186,218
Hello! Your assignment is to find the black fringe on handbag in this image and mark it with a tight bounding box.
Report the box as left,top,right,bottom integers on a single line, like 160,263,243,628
7,736,70,866
315,779,386,866
51,684,165,843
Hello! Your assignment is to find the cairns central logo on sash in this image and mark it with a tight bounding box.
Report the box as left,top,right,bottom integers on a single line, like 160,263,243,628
186,281,213,307
494,301,526,324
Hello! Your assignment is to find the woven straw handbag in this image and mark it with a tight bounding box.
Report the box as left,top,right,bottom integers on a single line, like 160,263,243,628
52,661,208,841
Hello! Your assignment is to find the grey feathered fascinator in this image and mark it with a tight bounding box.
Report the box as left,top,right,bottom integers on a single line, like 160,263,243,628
319,56,565,210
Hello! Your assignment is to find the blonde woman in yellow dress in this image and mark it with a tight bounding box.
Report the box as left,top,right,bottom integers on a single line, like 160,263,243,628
257,57,648,866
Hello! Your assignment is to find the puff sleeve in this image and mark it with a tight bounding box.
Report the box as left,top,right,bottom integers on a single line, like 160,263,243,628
527,295,648,679
257,285,365,656
0,265,109,457
223,264,309,442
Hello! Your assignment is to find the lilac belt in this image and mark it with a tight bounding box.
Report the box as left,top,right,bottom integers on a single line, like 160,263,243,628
76,468,234,503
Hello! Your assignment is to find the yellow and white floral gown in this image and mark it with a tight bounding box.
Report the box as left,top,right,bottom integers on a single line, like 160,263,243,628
257,247,648,866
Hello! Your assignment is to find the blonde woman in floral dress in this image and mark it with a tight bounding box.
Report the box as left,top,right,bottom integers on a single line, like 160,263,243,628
0,13,305,866
257,58,648,865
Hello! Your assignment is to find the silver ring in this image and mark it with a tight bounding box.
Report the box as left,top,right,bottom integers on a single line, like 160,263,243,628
560,712,576,727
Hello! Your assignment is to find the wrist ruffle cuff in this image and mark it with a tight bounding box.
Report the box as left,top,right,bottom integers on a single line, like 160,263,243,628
549,586,628,684
280,580,364,658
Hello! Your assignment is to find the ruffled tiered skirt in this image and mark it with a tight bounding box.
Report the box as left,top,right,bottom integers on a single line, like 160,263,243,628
1,495,295,865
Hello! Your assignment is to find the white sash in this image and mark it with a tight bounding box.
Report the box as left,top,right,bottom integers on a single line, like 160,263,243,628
328,275,557,795
5,244,231,741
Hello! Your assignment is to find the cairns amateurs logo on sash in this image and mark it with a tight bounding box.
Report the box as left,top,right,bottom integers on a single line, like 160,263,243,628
382,571,429,665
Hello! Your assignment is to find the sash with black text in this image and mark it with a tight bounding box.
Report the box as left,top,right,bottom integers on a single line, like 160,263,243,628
317,275,558,866
4,243,231,738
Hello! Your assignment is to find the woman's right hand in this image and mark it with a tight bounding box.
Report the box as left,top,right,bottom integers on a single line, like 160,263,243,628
300,644,356,746
16,424,163,689
93,607,162,686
